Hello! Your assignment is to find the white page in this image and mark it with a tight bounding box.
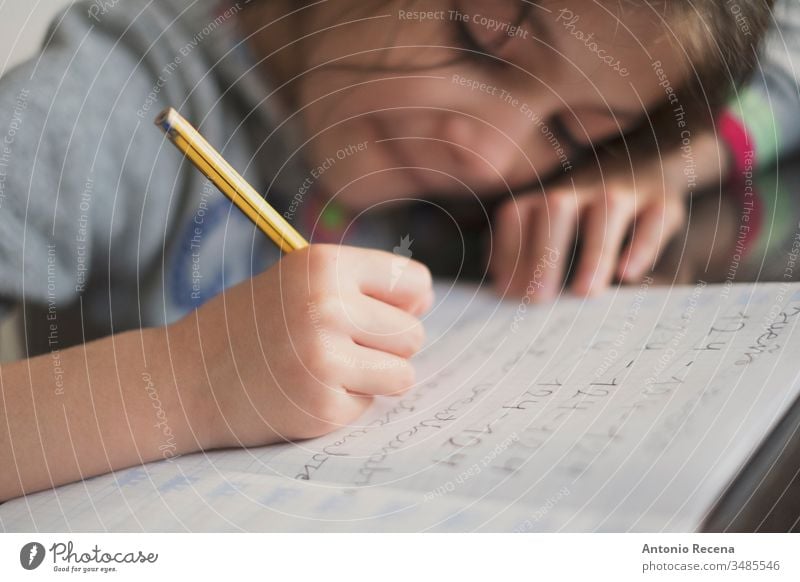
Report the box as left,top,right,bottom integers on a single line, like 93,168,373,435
3,281,800,532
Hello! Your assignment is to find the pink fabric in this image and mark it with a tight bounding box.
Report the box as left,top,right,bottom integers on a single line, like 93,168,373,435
719,111,762,258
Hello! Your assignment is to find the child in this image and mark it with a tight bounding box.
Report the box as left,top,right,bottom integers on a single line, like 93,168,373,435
0,0,775,501
514,0,800,291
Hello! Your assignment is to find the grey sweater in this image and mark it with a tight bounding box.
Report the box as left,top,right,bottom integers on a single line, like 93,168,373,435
1,0,798,357
0,0,402,356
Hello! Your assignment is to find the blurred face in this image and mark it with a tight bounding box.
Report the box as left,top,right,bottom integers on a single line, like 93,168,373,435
256,0,689,209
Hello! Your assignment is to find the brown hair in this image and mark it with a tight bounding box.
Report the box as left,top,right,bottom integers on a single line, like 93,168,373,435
632,0,775,156
664,0,775,107
241,0,776,174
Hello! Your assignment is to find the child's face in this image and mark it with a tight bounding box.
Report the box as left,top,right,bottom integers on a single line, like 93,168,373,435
287,0,689,209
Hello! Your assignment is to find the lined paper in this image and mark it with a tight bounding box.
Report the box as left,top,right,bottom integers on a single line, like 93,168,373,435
3,281,799,532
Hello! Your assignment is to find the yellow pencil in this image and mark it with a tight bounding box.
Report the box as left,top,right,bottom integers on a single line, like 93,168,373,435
154,107,308,253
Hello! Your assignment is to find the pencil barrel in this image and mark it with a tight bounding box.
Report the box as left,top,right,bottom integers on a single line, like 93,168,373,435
155,107,308,253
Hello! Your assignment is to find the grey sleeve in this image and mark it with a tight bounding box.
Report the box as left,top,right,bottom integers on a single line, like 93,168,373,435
747,0,800,164
0,1,187,322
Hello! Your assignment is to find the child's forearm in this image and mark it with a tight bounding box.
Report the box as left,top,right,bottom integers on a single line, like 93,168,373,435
0,321,209,502
662,130,732,195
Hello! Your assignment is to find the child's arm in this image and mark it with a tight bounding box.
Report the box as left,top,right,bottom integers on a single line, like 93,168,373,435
716,0,800,282
0,244,433,502
0,312,203,502
730,0,800,171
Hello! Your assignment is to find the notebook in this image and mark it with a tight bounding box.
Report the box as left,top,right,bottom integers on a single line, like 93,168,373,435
2,280,800,532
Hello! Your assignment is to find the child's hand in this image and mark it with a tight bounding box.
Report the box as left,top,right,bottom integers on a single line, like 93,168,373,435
489,154,691,300
179,244,434,449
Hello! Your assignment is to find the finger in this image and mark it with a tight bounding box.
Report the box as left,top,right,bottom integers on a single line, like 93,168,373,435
490,196,532,295
352,247,434,316
572,194,636,296
296,383,374,436
617,201,685,282
523,192,579,301
348,294,425,359
510,196,564,299
340,344,416,397
410,284,435,317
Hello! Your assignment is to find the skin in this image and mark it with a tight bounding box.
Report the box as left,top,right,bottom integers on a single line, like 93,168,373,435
0,0,739,500
241,0,730,298
0,246,433,501
508,131,732,298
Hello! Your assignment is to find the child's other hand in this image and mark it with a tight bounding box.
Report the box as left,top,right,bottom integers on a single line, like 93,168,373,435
179,244,434,449
489,154,690,300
